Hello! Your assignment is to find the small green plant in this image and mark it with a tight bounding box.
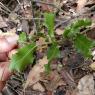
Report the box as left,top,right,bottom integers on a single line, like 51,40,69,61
63,19,94,58
9,13,95,73
18,32,27,43
64,19,92,38
44,13,60,73
44,13,55,39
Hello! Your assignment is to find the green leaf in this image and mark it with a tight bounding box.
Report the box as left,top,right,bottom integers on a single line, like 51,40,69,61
9,43,37,72
47,43,60,63
44,13,55,38
44,63,51,74
63,27,71,38
45,43,60,73
72,19,91,29
74,34,93,58
19,32,27,43
63,19,92,38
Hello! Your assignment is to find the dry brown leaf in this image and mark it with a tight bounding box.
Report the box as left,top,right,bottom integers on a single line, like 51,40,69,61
76,75,95,95
7,28,16,34
36,37,46,46
36,37,47,52
24,6,32,19
40,0,54,12
90,62,95,70
22,20,29,34
92,50,95,60
61,70,76,87
9,13,18,22
77,0,87,13
55,29,64,35
24,56,48,88
1,28,17,37
41,71,66,91
32,82,45,92
65,90,77,95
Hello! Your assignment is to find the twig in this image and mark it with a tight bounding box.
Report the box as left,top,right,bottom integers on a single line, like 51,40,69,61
6,84,20,95
32,0,64,12
54,19,71,29
0,7,10,15
16,0,24,11
30,0,38,34
16,0,21,6
17,15,71,23
0,2,11,13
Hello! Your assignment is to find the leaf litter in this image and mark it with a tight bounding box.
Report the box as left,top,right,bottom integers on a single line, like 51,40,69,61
0,0,95,95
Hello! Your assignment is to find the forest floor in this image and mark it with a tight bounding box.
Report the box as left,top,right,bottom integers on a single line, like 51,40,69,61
0,0,95,95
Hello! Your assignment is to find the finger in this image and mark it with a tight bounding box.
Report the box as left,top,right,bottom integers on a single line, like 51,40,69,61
0,53,8,62
0,34,18,53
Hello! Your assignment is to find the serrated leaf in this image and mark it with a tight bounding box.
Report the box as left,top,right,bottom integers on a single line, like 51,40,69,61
74,34,93,58
63,27,71,38
72,19,91,29
44,63,51,74
44,13,55,38
63,19,92,38
45,43,60,73
9,43,36,72
19,32,27,43
47,43,60,62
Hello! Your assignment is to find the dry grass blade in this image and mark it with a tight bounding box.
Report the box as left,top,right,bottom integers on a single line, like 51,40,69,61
0,2,11,13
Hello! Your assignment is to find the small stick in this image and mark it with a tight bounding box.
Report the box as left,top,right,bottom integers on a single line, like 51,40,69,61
33,0,64,12
30,0,38,34
0,2,11,13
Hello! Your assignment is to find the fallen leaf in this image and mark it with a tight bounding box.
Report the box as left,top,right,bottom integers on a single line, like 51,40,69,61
36,37,46,46
90,62,95,70
76,75,95,95
22,20,29,34
55,29,64,35
32,82,45,92
40,0,54,12
25,56,48,88
9,13,18,22
36,37,47,52
77,0,87,13
7,28,16,34
23,0,32,19
61,70,76,87
65,90,77,95
92,50,95,56
41,71,66,91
